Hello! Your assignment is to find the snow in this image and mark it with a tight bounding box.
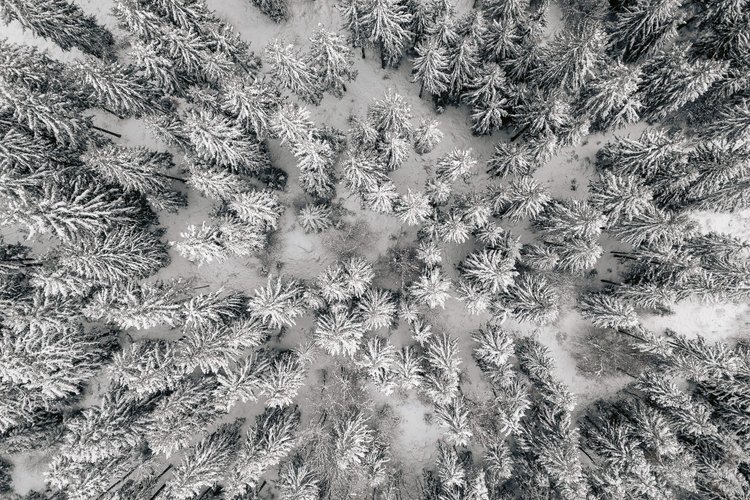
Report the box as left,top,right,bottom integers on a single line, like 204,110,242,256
4,0,750,495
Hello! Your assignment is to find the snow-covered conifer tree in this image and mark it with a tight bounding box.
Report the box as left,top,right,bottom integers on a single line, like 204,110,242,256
298,203,334,233
578,293,639,329
84,280,186,330
579,61,642,131
500,273,559,324
363,0,413,68
436,149,477,183
0,0,114,58
412,39,450,98
410,267,451,308
265,39,323,105
535,20,605,92
413,118,443,154
396,189,433,225
247,277,306,329
308,26,357,97
611,0,683,62
315,307,365,357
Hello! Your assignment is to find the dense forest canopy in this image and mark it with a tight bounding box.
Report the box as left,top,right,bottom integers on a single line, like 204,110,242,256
0,0,750,498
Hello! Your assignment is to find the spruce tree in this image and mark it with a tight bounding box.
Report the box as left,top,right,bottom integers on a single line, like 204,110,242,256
579,60,642,131
363,0,413,68
0,0,114,58
535,20,605,93
265,39,323,105
412,39,450,98
308,26,357,98
611,0,683,62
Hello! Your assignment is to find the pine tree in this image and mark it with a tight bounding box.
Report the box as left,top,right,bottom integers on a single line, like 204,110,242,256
534,199,605,242
4,177,142,243
363,0,413,68
412,39,450,98
702,97,750,144
0,0,114,58
265,39,323,105
494,176,550,221
221,76,282,139
308,26,357,98
500,273,559,324
214,351,268,411
446,38,480,100
314,307,365,357
227,406,300,496
252,0,288,21
461,248,518,294
358,288,397,330
436,149,477,183
482,0,530,22
396,189,433,225
364,180,400,214
55,227,168,287
228,189,283,230
0,83,92,148
272,104,315,146
487,142,536,177
511,89,571,141
578,293,639,329
589,171,653,227
247,277,306,330
554,237,602,273
611,206,696,249
611,0,683,62
640,44,728,121
368,89,413,137
260,350,307,408
82,142,184,212
471,93,509,136
535,20,605,92
394,345,424,390
435,396,473,447
438,211,471,244
277,459,319,500
70,57,161,117
579,60,642,131
413,118,443,154
84,280,186,330
145,377,222,457
166,420,242,499
597,127,685,180
298,203,334,233
462,62,508,108
410,267,451,309
294,139,336,200
184,108,269,174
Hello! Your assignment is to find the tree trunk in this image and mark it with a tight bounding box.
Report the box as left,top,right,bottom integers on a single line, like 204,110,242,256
157,172,186,182
600,279,620,286
91,124,122,138
419,82,424,99
147,483,167,500
510,125,528,142
361,46,366,59
102,106,125,119
380,42,386,69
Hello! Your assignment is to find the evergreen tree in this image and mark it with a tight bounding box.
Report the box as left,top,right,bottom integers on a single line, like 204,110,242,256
358,288,397,330
277,459,319,500
435,396,473,447
611,206,697,249
221,76,282,139
436,149,477,183
534,199,605,242
410,267,451,309
500,273,559,324
447,38,480,100
82,142,184,212
166,420,242,499
396,189,433,225
315,307,365,357
70,57,161,117
228,189,283,230
265,39,323,105
298,203,334,233
578,60,642,131
0,0,114,58
368,89,413,137
308,26,357,97
597,127,685,180
578,293,639,329
487,141,536,177
84,280,186,330
640,44,728,120
589,171,653,227
363,0,413,68
461,248,518,294
511,89,572,141
184,108,269,175
412,39,450,98
611,0,683,62
494,176,550,221
554,237,602,273
702,97,750,144
3,177,142,243
251,0,288,21
226,406,300,496
55,227,168,287
535,20,605,92
247,277,306,329
272,104,315,147
413,118,443,154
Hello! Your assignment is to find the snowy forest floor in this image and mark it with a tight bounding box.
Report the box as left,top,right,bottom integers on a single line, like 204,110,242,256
4,0,750,495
